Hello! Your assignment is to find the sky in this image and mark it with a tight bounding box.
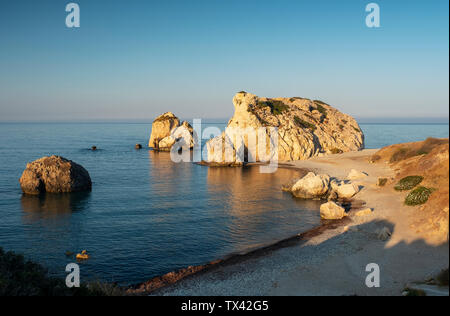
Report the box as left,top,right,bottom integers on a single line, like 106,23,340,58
0,0,448,122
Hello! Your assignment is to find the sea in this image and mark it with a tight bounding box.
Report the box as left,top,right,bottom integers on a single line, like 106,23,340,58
0,121,448,284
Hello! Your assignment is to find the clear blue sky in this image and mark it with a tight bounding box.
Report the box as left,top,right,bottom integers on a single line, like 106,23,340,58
0,0,448,122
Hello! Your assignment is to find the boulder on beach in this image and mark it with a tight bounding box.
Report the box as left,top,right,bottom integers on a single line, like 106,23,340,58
320,202,347,220
330,180,360,200
205,92,365,164
19,156,92,195
290,172,331,199
347,169,368,180
148,112,195,151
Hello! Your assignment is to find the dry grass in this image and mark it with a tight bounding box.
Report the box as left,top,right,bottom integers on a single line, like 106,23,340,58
372,138,449,240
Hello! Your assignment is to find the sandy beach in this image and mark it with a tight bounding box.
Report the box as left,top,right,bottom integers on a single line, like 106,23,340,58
143,149,449,296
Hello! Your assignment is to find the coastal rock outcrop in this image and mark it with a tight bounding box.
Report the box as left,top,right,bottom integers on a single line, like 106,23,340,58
19,156,92,195
205,92,364,164
149,113,195,151
320,202,347,220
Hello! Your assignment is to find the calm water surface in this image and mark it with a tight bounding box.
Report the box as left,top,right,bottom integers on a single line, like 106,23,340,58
0,122,448,284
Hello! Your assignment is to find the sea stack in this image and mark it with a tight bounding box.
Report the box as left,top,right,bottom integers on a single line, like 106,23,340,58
206,92,365,164
19,156,92,195
149,112,195,151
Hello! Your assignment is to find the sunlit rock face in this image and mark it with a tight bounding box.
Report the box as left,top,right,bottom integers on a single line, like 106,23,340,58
148,112,194,151
206,92,365,164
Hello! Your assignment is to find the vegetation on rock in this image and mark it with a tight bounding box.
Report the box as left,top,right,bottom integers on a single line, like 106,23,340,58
256,99,290,115
294,116,316,131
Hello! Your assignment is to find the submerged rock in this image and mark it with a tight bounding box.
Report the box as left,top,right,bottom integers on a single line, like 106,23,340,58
205,92,365,164
320,202,347,220
19,156,92,195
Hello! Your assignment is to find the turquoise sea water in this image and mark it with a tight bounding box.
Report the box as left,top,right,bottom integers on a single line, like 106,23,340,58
0,122,448,284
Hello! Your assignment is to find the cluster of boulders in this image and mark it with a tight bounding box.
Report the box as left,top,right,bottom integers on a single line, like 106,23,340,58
148,112,195,151
283,169,368,220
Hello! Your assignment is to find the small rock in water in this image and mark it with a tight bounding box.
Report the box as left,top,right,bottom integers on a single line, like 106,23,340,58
91,146,97,151
135,144,143,149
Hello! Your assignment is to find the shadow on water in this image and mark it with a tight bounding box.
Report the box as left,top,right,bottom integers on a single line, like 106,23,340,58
21,192,91,223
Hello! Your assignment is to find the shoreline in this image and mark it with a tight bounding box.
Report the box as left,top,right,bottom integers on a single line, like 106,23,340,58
129,148,449,296
127,217,351,295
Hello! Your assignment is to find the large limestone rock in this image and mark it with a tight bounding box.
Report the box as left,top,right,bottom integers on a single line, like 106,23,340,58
206,92,364,164
149,113,194,151
290,172,331,199
19,156,92,195
320,202,347,220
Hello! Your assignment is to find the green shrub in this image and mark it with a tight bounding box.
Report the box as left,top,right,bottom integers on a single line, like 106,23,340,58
294,116,316,131
314,104,327,117
352,126,361,133
405,186,435,206
256,100,289,115
394,176,424,191
289,97,309,102
237,91,247,94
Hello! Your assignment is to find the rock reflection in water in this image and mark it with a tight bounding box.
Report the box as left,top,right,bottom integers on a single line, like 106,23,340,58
21,192,90,224
206,165,322,252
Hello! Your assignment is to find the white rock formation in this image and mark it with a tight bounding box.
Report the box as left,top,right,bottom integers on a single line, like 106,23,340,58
206,92,364,164
149,113,194,151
